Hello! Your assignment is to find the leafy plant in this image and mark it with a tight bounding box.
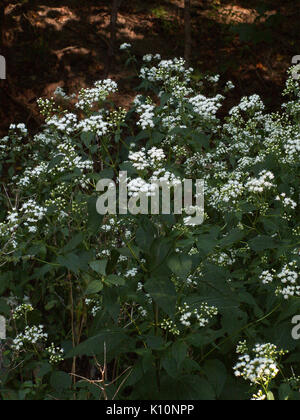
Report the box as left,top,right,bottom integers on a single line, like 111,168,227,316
0,49,299,400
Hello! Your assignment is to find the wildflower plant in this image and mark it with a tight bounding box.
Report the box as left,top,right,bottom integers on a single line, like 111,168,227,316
0,50,299,400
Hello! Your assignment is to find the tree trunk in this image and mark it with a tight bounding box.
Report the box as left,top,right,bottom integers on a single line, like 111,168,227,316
106,0,123,74
0,3,7,83
0,3,5,53
184,0,192,66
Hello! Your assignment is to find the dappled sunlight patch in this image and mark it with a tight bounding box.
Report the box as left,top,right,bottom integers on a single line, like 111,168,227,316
35,5,80,31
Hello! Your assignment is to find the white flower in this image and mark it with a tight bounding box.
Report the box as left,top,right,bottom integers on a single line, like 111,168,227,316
246,171,275,194
260,270,275,285
125,268,138,278
12,325,48,352
76,79,118,110
136,104,155,130
234,343,282,385
120,43,132,51
46,343,65,364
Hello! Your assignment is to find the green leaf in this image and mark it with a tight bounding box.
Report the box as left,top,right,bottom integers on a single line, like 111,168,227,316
219,228,245,248
167,254,193,279
190,132,210,150
249,235,277,252
47,154,64,171
87,196,103,231
117,246,140,259
136,225,155,253
81,131,95,147
68,329,131,357
149,238,173,272
162,342,188,378
50,371,72,391
0,298,10,316
203,360,227,398
36,363,52,379
197,236,218,256
146,336,165,350
89,260,107,276
279,383,292,401
145,277,177,316
161,375,215,400
85,280,103,295
62,233,84,254
105,275,125,286
57,252,91,274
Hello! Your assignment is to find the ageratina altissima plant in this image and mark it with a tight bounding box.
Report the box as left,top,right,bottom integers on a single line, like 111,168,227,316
234,342,288,400
0,51,299,400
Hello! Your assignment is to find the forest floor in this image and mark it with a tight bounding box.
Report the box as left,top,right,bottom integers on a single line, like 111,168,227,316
0,0,299,136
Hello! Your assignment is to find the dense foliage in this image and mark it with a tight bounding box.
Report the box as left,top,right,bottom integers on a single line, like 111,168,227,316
0,47,299,400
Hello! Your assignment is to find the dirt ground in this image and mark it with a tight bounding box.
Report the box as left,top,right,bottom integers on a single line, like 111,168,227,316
0,0,299,136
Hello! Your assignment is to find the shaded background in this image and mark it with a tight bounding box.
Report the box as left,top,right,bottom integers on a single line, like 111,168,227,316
0,0,299,136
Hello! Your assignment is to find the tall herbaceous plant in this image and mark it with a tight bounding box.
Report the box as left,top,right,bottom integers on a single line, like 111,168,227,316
0,47,299,400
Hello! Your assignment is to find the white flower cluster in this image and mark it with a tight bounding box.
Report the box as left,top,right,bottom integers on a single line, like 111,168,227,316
234,343,283,385
143,54,161,63
47,113,78,135
210,177,244,208
259,269,276,285
16,142,93,191
277,261,299,299
283,136,300,164
0,135,10,156
77,114,109,136
0,199,47,248
251,389,266,400
129,147,165,171
85,298,101,317
139,57,193,88
127,177,156,198
12,303,34,320
210,251,236,267
126,145,183,201
245,170,275,194
54,86,75,101
46,343,65,364
151,168,182,186
56,142,93,172
136,103,155,130
160,319,180,336
260,261,299,299
33,130,58,146
275,193,297,210
137,306,148,318
225,81,235,90
229,94,265,117
128,149,149,171
206,74,220,84
12,325,48,352
120,43,132,51
178,302,218,328
20,200,47,233
9,123,28,137
16,162,48,187
76,79,118,111
188,94,224,122
125,268,138,278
